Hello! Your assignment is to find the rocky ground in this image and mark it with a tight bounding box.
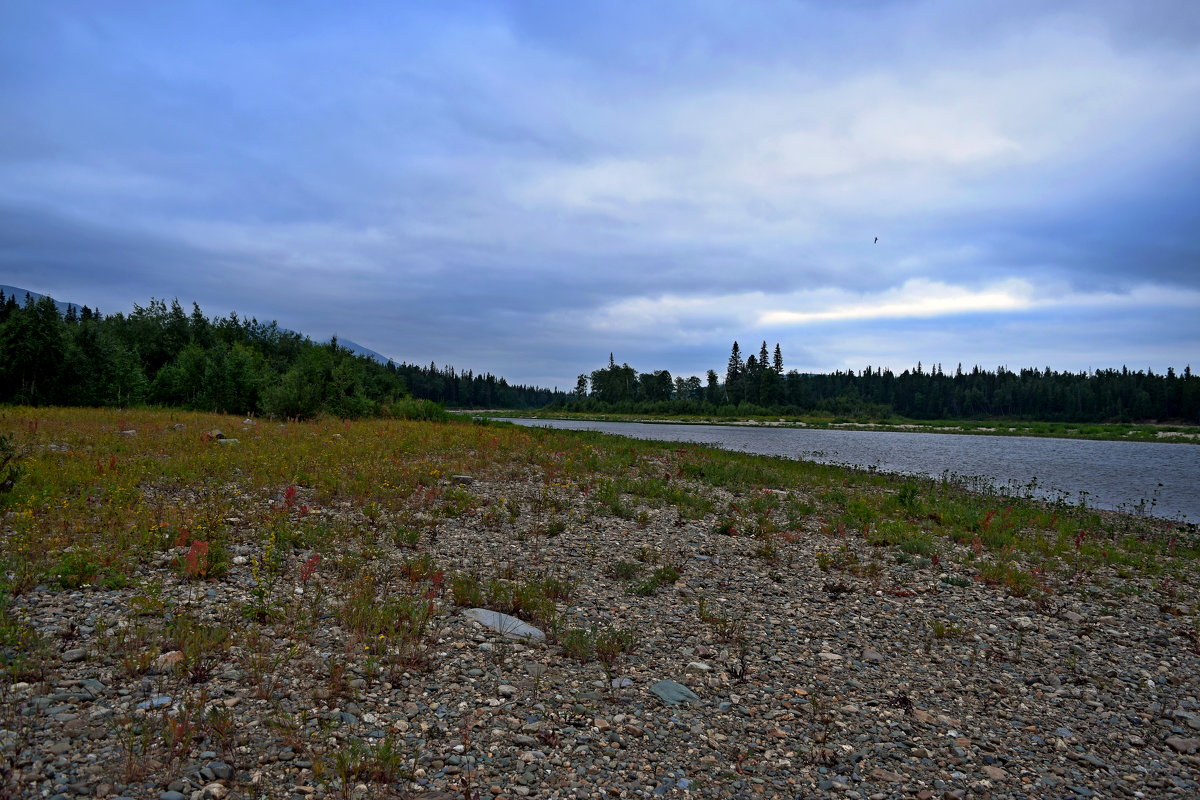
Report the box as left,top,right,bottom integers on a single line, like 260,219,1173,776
3,469,1199,800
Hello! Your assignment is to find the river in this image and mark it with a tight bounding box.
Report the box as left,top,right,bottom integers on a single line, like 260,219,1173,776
499,418,1200,523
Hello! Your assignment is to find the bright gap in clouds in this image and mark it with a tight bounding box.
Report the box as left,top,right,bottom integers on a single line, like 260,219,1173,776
761,279,1035,325
761,281,1200,327
591,280,1200,333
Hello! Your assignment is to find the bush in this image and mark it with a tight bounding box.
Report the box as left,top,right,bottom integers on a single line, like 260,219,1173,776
383,399,450,422
0,433,21,498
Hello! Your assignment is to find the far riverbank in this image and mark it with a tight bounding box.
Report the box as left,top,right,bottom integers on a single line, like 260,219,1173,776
462,410,1200,445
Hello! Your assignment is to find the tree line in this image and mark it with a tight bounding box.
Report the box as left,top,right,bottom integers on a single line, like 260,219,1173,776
0,291,558,417
389,361,565,409
555,341,1200,423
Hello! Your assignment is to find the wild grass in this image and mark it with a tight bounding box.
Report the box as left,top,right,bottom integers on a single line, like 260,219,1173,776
2,407,1194,602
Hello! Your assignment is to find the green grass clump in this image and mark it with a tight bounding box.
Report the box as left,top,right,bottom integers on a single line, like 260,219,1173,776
603,561,643,581
557,624,637,668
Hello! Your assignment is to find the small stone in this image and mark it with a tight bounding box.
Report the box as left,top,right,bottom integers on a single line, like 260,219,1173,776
206,762,233,780
156,651,184,670
1011,616,1034,630
61,649,86,663
498,685,518,698
685,662,711,673
871,767,903,782
452,475,475,485
862,648,885,663
818,651,843,661
136,695,173,710
1166,736,1200,754
982,766,1008,780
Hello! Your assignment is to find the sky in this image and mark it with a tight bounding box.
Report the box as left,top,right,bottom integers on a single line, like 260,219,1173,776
2,1,1198,389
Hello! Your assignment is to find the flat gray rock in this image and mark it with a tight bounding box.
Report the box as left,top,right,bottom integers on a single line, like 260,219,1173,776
649,680,699,706
1166,736,1200,754
463,608,545,641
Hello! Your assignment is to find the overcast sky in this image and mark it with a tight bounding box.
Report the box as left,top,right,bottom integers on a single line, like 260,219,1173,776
2,1,1198,388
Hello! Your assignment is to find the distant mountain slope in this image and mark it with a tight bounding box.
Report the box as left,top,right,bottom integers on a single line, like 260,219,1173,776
0,284,81,316
336,338,393,365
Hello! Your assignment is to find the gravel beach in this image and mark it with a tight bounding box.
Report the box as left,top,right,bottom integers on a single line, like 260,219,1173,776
3,458,1198,800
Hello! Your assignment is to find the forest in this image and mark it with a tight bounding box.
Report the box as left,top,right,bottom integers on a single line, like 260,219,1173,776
0,292,562,417
556,342,1200,423
3,290,1195,423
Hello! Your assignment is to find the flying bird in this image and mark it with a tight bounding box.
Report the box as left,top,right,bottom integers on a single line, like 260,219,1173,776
874,237,878,244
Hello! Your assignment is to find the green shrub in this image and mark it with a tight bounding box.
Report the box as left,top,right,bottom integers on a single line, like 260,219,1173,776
603,561,643,581
0,433,21,498
559,627,595,661
450,573,483,607
384,399,450,422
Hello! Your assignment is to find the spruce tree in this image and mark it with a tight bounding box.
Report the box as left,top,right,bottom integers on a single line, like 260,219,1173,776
706,369,721,404
725,342,744,403
744,355,760,404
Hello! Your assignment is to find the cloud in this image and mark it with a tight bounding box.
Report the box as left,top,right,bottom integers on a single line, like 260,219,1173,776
2,1,1199,386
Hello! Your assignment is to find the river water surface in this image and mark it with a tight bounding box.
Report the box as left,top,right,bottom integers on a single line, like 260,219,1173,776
501,418,1200,523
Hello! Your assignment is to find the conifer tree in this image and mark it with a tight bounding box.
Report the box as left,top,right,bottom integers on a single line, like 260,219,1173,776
725,342,744,403
705,369,721,404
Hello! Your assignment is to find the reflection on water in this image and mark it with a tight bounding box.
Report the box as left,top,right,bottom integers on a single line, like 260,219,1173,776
502,418,1200,523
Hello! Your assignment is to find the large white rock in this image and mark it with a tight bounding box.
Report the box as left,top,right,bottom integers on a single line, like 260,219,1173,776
463,608,545,641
